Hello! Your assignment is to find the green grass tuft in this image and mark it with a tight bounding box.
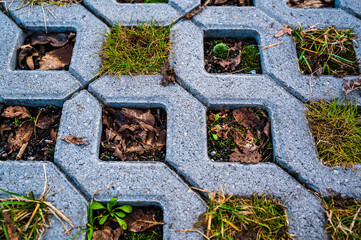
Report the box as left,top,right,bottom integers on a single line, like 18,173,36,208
128,230,162,240
306,99,361,167
99,22,172,76
198,190,293,239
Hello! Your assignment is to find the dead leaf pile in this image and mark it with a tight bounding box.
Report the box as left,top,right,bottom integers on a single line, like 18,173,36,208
287,0,334,8
92,207,164,240
17,31,76,70
342,77,361,96
100,107,166,161
0,106,61,160
207,108,272,163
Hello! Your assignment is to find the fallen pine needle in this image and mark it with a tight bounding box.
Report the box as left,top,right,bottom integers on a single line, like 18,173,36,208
261,41,286,51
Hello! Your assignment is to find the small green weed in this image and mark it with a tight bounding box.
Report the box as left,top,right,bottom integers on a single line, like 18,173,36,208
213,43,230,59
99,22,172,76
195,189,293,239
306,99,361,167
12,118,19,126
293,25,359,76
323,196,361,240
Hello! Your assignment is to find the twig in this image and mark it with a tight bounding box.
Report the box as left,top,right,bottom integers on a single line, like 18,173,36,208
261,41,286,51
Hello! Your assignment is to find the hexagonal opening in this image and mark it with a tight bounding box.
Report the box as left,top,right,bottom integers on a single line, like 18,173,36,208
100,106,167,161
201,0,254,6
293,26,359,76
287,0,335,8
199,192,292,239
117,0,168,3
0,105,62,161
204,30,262,74
305,99,361,168
89,201,164,239
207,106,273,163
15,27,76,71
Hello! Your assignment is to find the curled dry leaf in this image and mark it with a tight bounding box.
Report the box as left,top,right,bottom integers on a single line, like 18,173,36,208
342,77,361,96
1,106,31,119
38,44,74,70
274,26,293,38
31,31,75,48
36,114,60,129
60,135,86,145
7,121,34,152
92,226,123,240
124,208,165,233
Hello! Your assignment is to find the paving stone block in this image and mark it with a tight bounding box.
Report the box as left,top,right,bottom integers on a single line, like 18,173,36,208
255,0,361,102
338,0,361,19
0,161,87,239
82,0,199,26
54,89,207,240
88,76,326,239
0,2,109,86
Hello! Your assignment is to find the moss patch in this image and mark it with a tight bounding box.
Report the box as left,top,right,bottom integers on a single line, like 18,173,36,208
306,99,361,167
100,23,172,76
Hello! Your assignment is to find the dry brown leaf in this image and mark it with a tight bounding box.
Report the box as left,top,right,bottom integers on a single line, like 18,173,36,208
60,135,86,145
274,26,293,38
342,78,361,96
0,124,12,136
17,44,34,68
120,108,155,126
38,44,73,70
31,31,75,47
50,128,57,142
124,208,165,233
3,211,19,240
214,0,228,4
92,226,123,240
36,114,60,129
7,121,34,151
1,106,31,119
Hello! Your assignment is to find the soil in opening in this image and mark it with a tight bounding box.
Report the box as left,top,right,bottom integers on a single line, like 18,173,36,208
204,37,262,74
117,0,167,3
100,107,166,161
201,0,253,6
293,26,359,77
92,205,163,240
287,0,334,8
17,31,76,71
0,105,61,161
207,108,272,163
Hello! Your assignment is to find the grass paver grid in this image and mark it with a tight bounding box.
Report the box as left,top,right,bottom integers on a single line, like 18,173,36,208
0,0,360,239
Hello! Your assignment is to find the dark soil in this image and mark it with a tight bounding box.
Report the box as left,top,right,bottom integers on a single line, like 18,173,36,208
100,107,166,161
0,106,61,161
201,0,253,6
207,108,273,163
204,38,262,74
17,31,76,71
287,0,334,8
93,206,163,240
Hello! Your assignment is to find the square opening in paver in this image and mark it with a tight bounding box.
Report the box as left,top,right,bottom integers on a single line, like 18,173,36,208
89,199,163,240
287,0,334,8
207,107,273,163
99,24,172,77
204,36,262,74
197,191,292,239
117,0,168,3
306,99,361,168
293,26,359,77
201,0,254,6
17,30,76,71
322,195,361,239
0,105,61,161
100,107,167,161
